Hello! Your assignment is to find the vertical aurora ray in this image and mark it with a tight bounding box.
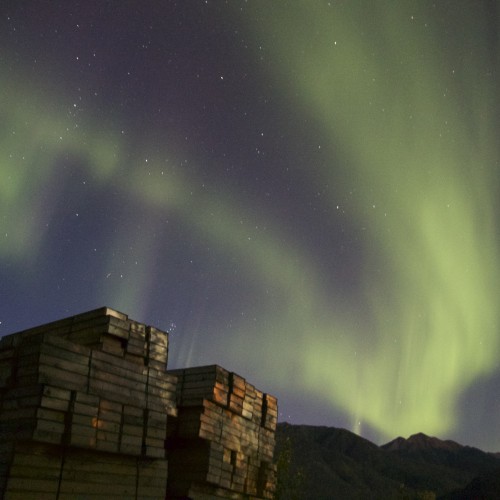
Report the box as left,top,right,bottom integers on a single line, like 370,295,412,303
237,0,500,439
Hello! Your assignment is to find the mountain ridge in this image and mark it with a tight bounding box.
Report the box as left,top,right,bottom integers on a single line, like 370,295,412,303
382,433,463,453
275,423,500,499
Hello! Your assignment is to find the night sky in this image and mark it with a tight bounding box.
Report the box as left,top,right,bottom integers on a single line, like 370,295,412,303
1,1,500,452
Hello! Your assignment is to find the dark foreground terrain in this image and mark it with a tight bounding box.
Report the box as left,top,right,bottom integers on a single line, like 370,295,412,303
275,423,500,499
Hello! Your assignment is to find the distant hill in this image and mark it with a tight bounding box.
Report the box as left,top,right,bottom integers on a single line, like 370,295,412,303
275,423,500,499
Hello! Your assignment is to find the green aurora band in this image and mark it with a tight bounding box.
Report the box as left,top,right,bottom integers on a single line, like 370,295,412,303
239,1,500,437
1,1,499,445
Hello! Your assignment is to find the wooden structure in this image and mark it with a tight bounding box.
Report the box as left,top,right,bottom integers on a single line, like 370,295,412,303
167,366,277,498
0,307,276,499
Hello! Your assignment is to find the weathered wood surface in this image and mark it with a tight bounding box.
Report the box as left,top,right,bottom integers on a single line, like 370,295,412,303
167,365,277,498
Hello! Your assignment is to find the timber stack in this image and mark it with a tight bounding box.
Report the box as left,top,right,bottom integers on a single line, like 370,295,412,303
167,365,277,498
0,307,277,499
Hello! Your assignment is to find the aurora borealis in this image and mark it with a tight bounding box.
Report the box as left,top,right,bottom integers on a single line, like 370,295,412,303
1,1,499,451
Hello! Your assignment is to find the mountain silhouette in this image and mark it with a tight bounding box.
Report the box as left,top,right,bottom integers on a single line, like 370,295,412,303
275,423,500,499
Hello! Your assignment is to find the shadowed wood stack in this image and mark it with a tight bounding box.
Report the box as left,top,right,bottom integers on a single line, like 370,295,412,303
0,307,176,499
166,365,277,499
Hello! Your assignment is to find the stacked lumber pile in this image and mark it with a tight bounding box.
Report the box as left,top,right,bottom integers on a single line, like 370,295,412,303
0,308,279,499
166,365,277,499
3,440,167,500
0,307,176,499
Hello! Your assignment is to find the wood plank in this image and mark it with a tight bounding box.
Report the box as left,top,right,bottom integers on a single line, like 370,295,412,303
70,413,94,427
123,414,143,427
38,365,88,392
58,479,136,496
142,446,164,458
144,426,165,440
122,424,142,437
70,306,127,324
72,402,98,417
5,494,56,500
146,359,166,371
146,409,167,429
120,433,142,446
35,418,65,435
100,338,125,357
90,350,145,374
36,408,65,424
90,357,147,384
119,443,142,456
7,469,61,486
73,391,99,406
123,353,144,365
89,367,147,395
89,377,146,406
5,477,59,494
62,468,136,487
96,427,120,443
99,398,122,414
146,327,168,347
44,334,92,357
108,315,132,332
31,429,63,444
63,454,135,474
39,353,89,376
69,423,96,439
105,324,130,341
